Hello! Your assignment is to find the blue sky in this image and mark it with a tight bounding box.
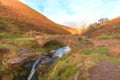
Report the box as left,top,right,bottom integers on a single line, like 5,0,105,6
19,0,120,27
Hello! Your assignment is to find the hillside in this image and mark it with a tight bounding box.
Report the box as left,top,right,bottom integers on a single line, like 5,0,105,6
82,17,120,38
0,0,77,35
61,25,81,34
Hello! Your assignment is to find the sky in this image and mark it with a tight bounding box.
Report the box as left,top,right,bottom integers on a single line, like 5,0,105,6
19,0,120,28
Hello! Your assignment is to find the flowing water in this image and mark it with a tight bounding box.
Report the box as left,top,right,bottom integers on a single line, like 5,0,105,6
27,46,71,80
27,57,45,80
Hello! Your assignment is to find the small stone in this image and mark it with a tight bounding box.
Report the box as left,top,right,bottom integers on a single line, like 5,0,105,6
48,50,56,54
7,57,24,64
46,50,56,57
17,48,32,56
6,58,25,70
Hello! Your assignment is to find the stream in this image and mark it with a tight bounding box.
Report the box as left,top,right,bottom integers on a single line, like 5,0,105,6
27,46,71,80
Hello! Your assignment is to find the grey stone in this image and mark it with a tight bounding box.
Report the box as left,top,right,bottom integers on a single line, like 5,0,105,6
7,57,24,64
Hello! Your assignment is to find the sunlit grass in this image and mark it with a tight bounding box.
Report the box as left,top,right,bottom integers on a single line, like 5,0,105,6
47,55,77,80
80,46,110,55
96,31,120,39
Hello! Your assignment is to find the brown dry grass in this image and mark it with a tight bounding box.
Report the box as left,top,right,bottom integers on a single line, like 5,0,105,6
0,0,77,35
82,17,120,38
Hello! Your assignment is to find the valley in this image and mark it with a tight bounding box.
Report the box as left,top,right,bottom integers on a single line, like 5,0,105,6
0,0,120,80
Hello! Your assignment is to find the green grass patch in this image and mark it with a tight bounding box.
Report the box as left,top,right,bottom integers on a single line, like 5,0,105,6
103,55,120,63
61,65,77,79
38,76,45,80
80,46,109,55
0,32,29,39
7,69,28,80
89,53,120,64
96,31,120,39
0,65,9,74
49,63,77,80
47,53,78,80
0,42,17,50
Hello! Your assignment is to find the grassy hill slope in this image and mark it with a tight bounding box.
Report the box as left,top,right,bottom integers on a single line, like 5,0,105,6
0,0,77,36
82,17,120,38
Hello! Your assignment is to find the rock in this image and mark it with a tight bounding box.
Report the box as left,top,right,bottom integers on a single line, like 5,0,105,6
7,57,24,64
45,50,56,57
17,48,32,56
24,61,35,69
6,57,24,70
48,50,56,54
41,56,55,65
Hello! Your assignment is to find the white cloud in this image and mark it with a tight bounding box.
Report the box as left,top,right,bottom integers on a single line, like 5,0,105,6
19,0,120,28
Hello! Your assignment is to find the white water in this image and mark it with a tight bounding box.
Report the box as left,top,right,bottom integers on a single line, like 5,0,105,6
53,46,71,57
27,59,41,80
27,46,71,80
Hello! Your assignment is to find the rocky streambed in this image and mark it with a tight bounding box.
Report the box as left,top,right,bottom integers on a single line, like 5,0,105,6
0,46,71,80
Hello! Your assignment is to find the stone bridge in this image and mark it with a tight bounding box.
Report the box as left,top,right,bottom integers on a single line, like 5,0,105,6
35,35,93,49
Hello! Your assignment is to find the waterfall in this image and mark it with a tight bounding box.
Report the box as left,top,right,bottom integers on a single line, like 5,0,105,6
27,57,45,80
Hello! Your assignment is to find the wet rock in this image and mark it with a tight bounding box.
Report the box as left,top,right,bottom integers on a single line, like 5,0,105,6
48,50,56,54
45,50,56,57
24,61,35,69
41,56,55,65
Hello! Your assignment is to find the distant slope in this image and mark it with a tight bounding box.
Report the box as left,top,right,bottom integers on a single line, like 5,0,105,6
0,0,75,35
82,17,120,38
61,25,81,34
